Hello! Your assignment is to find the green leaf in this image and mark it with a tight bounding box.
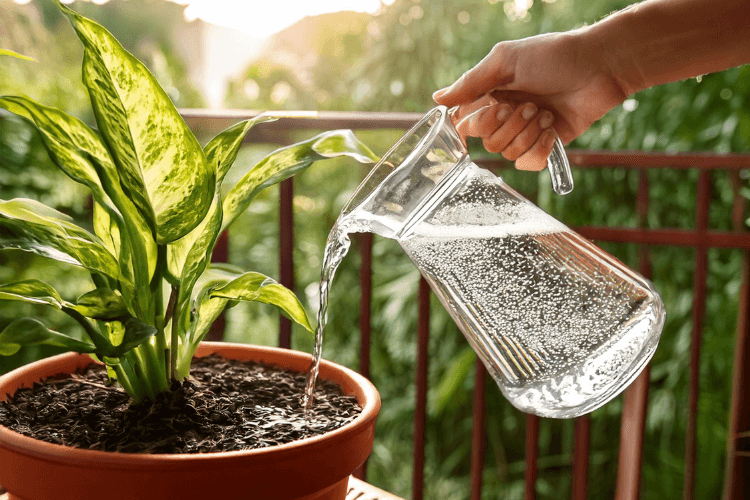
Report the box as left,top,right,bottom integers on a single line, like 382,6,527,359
0,96,115,201
0,199,123,283
116,317,158,354
0,318,96,356
222,129,376,231
73,288,128,320
87,155,156,316
0,96,157,299
0,279,66,309
0,49,37,62
179,264,244,356
92,201,125,270
106,320,125,348
173,196,222,297
166,115,280,285
59,3,214,244
209,272,313,333
204,114,280,185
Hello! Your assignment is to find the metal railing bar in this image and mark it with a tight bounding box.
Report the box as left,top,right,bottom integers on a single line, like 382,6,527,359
683,170,712,500
722,171,750,500
470,360,487,500
575,227,750,249
476,153,750,171
564,151,750,170
636,169,655,279
723,255,750,499
525,414,540,500
278,178,294,349
358,233,373,382
614,368,651,500
180,108,423,133
180,109,750,170
353,233,374,482
572,416,590,500
614,169,653,500
413,277,430,500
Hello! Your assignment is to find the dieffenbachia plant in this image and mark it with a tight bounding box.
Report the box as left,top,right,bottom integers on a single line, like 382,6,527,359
0,2,376,402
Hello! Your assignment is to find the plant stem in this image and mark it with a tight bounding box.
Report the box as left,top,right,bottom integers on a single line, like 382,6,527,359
164,286,177,325
152,246,168,383
111,361,137,399
135,342,169,394
170,292,181,381
128,350,156,401
163,286,177,381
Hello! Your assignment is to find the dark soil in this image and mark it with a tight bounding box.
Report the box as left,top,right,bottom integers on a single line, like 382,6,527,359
0,355,362,454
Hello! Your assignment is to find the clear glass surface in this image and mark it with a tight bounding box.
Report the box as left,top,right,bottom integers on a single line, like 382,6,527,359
337,106,665,418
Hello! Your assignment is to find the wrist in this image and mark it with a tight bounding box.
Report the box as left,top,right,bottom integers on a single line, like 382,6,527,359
578,10,646,97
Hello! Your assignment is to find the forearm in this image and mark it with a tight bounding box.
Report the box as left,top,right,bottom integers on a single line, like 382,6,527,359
582,0,750,95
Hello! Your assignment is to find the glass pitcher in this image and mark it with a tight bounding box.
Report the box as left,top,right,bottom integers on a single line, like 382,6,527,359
334,106,665,418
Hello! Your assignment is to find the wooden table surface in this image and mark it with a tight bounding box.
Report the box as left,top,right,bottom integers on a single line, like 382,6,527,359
0,476,405,500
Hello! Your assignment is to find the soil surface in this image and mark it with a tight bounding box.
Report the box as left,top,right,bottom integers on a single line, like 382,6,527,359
0,355,362,454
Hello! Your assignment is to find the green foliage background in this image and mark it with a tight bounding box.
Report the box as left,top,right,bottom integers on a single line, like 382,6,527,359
2,0,749,498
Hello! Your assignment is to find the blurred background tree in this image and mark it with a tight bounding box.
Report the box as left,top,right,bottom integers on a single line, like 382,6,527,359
1,0,749,498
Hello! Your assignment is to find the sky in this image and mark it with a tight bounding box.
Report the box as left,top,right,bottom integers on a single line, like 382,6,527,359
9,0,395,38
174,0,394,39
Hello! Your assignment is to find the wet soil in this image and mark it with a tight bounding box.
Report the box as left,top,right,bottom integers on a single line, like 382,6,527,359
0,354,361,454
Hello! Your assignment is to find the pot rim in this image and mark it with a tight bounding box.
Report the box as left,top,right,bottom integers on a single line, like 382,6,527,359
0,342,380,468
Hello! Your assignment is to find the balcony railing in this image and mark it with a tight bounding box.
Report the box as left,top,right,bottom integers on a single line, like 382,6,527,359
181,109,750,500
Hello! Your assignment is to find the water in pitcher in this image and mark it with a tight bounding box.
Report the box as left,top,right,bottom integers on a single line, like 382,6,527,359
304,160,663,417
397,164,662,415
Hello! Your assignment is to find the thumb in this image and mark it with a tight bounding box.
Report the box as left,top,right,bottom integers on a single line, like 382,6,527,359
433,44,512,107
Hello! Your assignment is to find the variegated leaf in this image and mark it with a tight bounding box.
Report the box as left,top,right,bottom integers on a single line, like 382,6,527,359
0,49,36,62
0,279,67,309
167,115,278,289
222,130,376,231
73,288,129,320
0,96,156,296
59,2,214,244
0,199,123,284
209,272,313,333
0,318,96,356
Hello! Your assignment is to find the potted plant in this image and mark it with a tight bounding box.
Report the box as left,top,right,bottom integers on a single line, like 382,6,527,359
0,3,380,499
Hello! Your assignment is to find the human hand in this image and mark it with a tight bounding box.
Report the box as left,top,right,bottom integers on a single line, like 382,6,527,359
434,31,627,170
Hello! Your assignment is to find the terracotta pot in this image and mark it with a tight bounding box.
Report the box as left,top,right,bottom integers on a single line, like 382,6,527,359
0,342,380,500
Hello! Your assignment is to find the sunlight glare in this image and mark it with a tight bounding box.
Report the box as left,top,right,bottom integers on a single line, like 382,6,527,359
174,0,386,39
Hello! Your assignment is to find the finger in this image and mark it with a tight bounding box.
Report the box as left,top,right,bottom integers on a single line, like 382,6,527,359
455,105,492,140
450,94,498,125
482,102,538,154
455,101,514,140
475,103,514,138
515,129,557,171
502,109,555,161
433,44,510,106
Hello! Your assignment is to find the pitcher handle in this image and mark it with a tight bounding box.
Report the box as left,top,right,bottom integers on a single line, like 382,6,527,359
448,107,574,195
548,135,574,195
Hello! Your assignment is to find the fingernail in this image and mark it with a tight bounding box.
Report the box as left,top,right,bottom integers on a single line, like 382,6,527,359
496,105,512,122
521,104,537,120
539,111,554,129
542,129,556,148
